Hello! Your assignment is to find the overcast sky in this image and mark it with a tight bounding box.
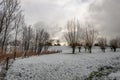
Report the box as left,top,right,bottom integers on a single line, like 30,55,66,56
21,0,120,40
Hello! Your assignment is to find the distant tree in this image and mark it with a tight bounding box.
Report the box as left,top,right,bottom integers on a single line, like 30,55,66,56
43,32,50,51
110,38,118,52
83,24,98,53
116,37,120,48
34,28,50,55
44,41,50,51
38,29,49,55
33,22,50,54
64,19,82,54
48,39,54,46
94,43,99,46
56,40,61,46
98,37,107,52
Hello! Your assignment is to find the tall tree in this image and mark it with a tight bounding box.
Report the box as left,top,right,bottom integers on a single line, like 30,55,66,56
0,0,21,53
36,29,49,55
34,22,50,55
22,26,33,57
83,24,98,53
13,13,23,59
64,19,81,54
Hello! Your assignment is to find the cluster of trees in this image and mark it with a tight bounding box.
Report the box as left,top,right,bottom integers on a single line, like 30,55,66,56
64,20,98,54
64,19,120,54
97,37,120,53
20,24,50,58
0,0,22,54
0,0,50,59
109,37,120,52
52,40,61,46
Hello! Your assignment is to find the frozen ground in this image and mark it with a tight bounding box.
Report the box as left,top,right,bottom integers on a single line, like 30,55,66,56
5,46,120,80
109,72,120,80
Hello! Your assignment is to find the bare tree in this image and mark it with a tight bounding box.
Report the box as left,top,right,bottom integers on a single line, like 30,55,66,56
36,29,50,55
98,37,107,52
33,22,50,55
117,37,120,48
56,40,60,46
110,38,118,52
64,19,81,54
13,13,23,60
0,0,21,53
83,24,98,53
0,0,7,34
43,33,50,51
34,30,38,54
22,26,33,57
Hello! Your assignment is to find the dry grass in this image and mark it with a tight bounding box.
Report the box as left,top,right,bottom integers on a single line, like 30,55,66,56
0,50,58,62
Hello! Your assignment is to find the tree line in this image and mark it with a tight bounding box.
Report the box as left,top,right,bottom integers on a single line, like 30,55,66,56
64,19,120,54
0,0,50,59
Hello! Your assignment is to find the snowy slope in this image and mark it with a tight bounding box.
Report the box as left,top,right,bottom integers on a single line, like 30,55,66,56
109,72,120,80
6,47,120,80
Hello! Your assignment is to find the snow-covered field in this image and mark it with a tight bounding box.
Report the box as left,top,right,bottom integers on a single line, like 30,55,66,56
6,46,120,80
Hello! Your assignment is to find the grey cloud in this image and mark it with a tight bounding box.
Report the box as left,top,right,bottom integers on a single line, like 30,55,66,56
21,0,87,38
20,0,90,39
21,0,66,25
21,0,89,25
34,21,62,39
89,0,120,39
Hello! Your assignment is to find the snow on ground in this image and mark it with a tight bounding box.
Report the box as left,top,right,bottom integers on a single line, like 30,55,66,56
109,72,120,79
6,46,120,80
0,61,4,72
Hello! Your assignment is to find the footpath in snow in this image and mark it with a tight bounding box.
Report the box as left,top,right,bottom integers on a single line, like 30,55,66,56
5,46,120,80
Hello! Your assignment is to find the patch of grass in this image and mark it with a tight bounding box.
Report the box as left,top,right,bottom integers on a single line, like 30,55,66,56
85,66,114,80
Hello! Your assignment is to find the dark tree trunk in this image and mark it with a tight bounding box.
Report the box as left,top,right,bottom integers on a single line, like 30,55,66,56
101,48,105,53
111,47,113,51
37,45,43,55
78,47,81,52
14,40,17,60
72,47,75,54
89,47,92,53
14,23,19,60
114,48,116,52
1,28,7,53
103,49,105,53
6,57,9,70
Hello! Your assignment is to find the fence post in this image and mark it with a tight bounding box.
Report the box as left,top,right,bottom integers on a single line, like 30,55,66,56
6,57,9,70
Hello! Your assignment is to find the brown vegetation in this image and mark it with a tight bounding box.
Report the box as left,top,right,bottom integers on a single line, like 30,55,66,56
0,50,58,62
